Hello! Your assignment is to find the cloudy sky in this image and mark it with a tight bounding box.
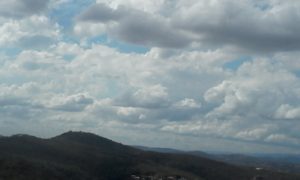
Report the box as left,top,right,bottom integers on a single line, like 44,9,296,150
0,0,300,154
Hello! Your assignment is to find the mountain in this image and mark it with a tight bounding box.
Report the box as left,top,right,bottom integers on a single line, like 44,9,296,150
253,153,300,164
135,146,300,175
134,145,186,154
1,131,300,180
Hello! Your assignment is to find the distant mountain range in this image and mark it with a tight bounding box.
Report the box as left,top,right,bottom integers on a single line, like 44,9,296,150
0,131,300,180
135,146,300,175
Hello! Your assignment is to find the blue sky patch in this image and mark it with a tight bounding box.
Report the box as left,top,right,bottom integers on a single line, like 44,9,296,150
294,70,300,77
87,35,150,54
49,0,94,29
224,56,253,70
0,47,22,58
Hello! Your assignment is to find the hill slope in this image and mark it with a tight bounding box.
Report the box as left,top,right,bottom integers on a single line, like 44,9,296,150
0,131,299,180
135,146,300,175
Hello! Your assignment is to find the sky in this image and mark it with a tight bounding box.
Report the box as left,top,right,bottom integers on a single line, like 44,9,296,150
0,0,300,154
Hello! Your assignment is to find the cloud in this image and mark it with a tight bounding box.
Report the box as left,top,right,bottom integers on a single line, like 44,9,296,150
0,83,44,121
235,126,273,141
14,50,66,72
174,98,201,109
75,0,300,52
3,45,298,142
77,3,124,22
0,0,50,18
18,35,55,49
173,0,300,52
275,104,300,120
160,59,300,148
48,93,94,112
113,13,190,48
1,0,300,153
115,84,170,109
76,3,190,48
0,16,60,48
204,59,300,119
265,134,300,146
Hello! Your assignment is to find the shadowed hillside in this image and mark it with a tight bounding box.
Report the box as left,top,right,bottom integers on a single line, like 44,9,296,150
135,146,300,175
0,131,300,180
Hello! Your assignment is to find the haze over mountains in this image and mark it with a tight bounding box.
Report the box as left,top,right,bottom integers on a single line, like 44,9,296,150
0,131,300,180
135,146,300,175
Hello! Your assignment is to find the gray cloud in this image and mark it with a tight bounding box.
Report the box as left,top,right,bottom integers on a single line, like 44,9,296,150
0,95,44,121
0,96,28,107
76,0,300,52
0,0,50,18
18,35,55,49
112,14,190,48
49,94,94,112
77,3,124,22
77,3,191,48
175,4,300,52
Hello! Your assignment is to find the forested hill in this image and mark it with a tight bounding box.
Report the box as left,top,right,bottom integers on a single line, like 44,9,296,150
0,131,299,180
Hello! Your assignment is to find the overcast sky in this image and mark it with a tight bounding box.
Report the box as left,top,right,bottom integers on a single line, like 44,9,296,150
0,0,300,154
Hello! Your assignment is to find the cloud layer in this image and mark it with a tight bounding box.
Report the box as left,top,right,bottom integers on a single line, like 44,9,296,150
76,0,300,52
0,0,299,154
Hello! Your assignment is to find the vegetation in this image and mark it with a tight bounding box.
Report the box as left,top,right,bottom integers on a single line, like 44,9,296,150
0,131,299,180
136,146,300,175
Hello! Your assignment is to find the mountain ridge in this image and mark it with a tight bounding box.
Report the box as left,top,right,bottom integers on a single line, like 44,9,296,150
135,145,300,175
1,131,300,180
